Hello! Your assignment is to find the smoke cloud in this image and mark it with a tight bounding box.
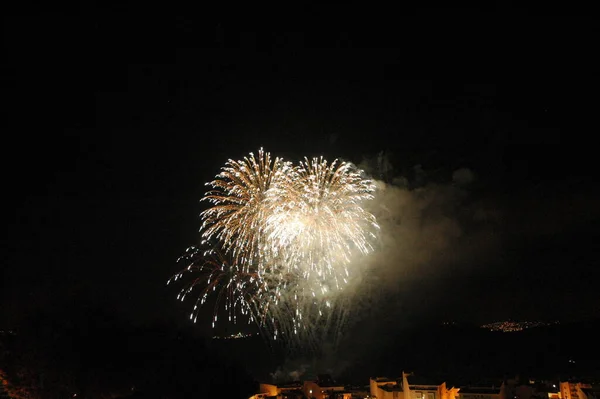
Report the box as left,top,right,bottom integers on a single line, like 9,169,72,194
354,153,503,295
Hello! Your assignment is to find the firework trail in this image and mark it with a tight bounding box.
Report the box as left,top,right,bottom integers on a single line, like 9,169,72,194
169,148,379,346
167,243,263,328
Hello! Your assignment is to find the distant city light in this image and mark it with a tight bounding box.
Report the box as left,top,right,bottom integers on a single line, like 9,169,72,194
480,320,559,332
212,332,258,340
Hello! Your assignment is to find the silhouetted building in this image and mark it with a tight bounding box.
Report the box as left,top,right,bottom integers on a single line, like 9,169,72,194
250,381,304,399
458,385,506,399
560,382,600,399
304,374,350,399
370,372,460,399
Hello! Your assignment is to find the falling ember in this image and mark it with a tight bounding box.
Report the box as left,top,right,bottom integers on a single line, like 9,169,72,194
168,148,379,344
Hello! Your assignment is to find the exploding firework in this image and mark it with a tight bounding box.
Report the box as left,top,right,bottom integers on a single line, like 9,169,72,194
169,148,379,345
264,156,379,291
199,148,294,270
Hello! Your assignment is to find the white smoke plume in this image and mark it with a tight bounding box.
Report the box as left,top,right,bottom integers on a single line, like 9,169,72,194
346,152,504,321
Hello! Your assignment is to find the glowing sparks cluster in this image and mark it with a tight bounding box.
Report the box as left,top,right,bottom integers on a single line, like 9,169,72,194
169,148,379,341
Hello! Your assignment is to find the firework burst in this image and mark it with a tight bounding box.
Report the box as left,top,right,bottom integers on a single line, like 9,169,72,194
169,148,379,345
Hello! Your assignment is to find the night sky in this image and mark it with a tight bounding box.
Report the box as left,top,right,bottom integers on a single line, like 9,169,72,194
3,3,599,353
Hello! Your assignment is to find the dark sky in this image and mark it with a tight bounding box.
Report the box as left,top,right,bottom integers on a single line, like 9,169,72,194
3,3,599,340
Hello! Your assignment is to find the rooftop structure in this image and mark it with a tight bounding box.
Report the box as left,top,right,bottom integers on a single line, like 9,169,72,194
247,376,599,399
480,321,559,333
370,372,460,399
304,374,350,399
560,382,600,399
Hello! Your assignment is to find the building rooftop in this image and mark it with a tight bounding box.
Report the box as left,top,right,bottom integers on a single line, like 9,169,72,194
459,387,502,394
279,382,303,389
380,384,404,392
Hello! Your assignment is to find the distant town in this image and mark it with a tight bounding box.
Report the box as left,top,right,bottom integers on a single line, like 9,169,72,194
479,321,560,333
212,332,259,340
214,320,563,340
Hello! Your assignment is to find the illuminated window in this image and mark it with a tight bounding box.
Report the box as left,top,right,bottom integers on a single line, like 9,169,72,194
428,392,436,399
416,392,424,399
